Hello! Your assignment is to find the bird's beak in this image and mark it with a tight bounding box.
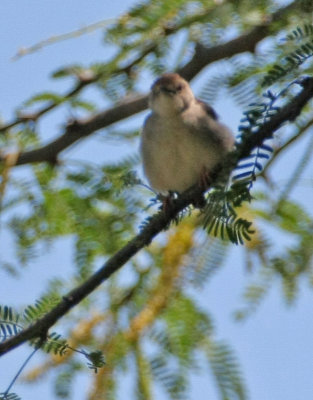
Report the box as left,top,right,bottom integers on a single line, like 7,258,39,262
160,87,176,95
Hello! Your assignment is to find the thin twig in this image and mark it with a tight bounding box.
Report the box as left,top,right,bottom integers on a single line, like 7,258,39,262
12,19,115,61
265,117,313,169
2,347,39,396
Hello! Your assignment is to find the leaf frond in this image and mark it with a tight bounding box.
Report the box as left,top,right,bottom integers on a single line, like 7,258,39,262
262,25,313,87
0,306,23,342
203,184,254,245
0,393,22,400
206,341,246,400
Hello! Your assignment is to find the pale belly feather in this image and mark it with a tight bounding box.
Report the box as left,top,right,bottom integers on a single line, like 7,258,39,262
142,121,221,193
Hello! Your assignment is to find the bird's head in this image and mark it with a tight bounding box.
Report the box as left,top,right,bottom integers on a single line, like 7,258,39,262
149,73,194,116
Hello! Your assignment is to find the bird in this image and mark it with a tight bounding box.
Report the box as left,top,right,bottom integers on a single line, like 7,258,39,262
140,73,234,205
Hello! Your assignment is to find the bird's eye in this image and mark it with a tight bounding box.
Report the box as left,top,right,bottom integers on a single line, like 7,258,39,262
176,85,183,92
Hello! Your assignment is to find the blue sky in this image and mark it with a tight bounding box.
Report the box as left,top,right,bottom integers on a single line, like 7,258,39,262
1,1,313,399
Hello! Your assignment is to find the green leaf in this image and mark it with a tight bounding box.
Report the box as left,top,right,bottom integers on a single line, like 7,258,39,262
24,92,65,106
69,99,96,111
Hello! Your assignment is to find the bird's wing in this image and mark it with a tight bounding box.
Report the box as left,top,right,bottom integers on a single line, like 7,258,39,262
196,99,218,120
192,100,234,150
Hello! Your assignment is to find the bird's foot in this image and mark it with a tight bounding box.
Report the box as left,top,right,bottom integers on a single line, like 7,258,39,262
158,192,176,215
188,167,211,209
192,194,207,209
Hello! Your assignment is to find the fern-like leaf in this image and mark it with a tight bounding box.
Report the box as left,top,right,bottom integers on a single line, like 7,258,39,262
206,341,246,400
23,296,60,323
188,237,229,287
286,24,313,41
150,360,187,400
32,332,69,355
0,306,22,342
84,350,106,373
234,91,276,188
262,25,313,87
0,393,22,400
203,185,254,245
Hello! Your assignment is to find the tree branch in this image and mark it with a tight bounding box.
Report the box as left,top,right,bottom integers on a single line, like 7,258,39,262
180,0,301,80
264,117,313,170
1,76,312,357
12,19,115,61
14,95,148,165
0,0,301,163
0,44,155,135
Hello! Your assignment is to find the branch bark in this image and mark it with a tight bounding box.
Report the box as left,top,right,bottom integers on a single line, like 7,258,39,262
15,95,148,165
1,76,313,357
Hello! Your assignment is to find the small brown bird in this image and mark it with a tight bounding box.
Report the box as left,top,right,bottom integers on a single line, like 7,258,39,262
140,73,234,199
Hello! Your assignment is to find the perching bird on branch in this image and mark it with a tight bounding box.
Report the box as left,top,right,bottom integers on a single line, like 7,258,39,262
140,73,234,205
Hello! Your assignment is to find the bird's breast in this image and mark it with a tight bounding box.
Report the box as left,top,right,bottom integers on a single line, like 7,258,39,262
141,116,222,193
